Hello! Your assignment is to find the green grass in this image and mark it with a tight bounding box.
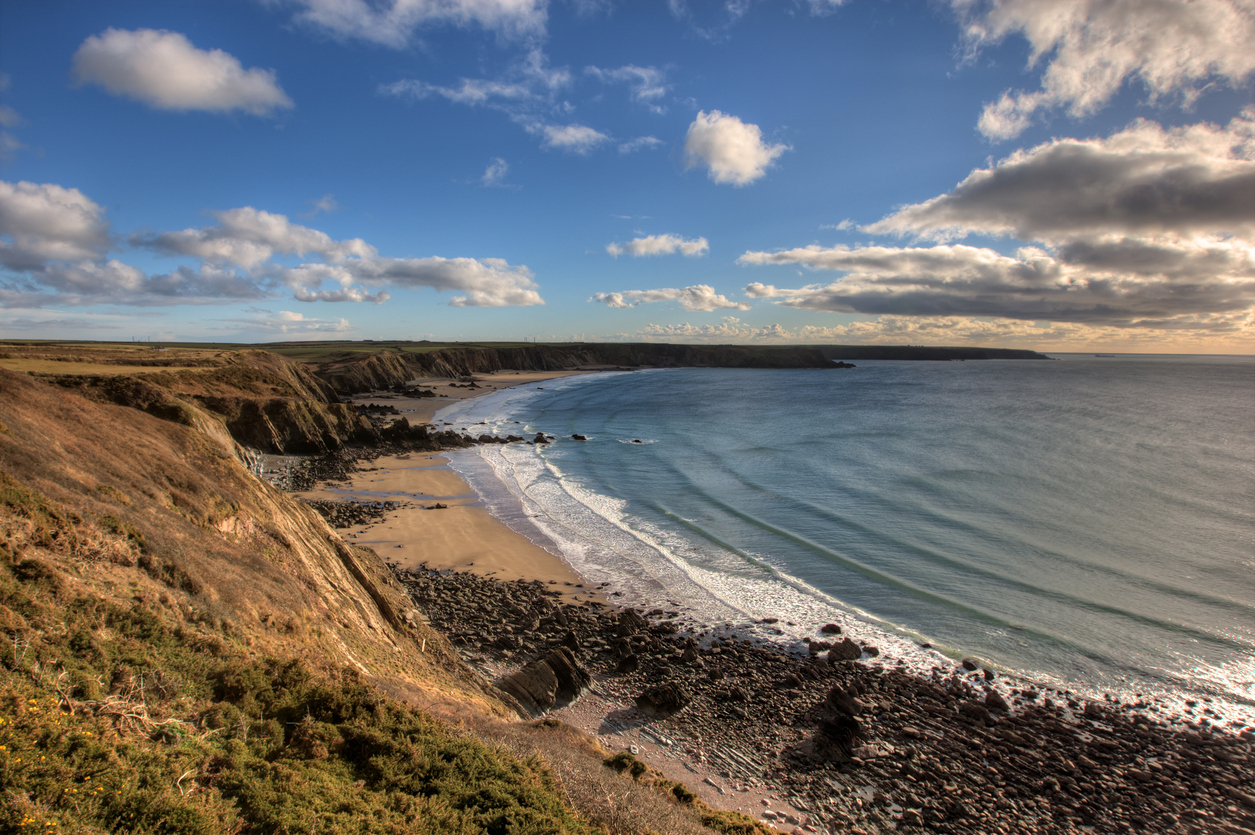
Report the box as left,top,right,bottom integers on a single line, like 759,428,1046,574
0,542,599,835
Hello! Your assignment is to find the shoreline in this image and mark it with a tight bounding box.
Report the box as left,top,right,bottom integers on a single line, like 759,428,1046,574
296,370,1254,834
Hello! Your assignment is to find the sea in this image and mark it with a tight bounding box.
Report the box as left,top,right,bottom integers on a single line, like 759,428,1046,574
434,354,1255,725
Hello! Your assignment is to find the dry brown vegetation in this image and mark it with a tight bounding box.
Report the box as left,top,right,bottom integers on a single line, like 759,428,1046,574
0,355,744,834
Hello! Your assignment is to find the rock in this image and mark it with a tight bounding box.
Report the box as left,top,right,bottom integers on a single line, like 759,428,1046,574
571,434,588,441
807,640,832,655
820,623,842,634
861,644,880,657
961,658,979,671
959,700,992,723
985,691,1010,713
680,639,701,664
824,685,863,716
497,647,590,716
636,683,691,717
813,713,863,761
617,609,647,636
533,433,550,444
615,653,639,674
828,637,862,662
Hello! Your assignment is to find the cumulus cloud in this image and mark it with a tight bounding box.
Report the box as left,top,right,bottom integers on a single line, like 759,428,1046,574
532,123,609,154
684,110,788,185
591,284,749,311
865,110,1255,241
740,111,1255,336
0,180,110,270
605,234,709,258
2,181,545,308
955,0,1255,140
280,0,548,46
739,240,1254,327
585,64,669,112
71,29,293,115
134,207,375,268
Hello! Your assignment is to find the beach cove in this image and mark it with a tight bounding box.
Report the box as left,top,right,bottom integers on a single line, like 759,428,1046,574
293,364,1254,835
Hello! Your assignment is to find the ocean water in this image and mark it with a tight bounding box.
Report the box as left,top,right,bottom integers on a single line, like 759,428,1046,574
436,355,1255,723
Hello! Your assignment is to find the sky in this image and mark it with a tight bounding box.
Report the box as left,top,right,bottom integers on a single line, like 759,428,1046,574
0,0,1252,352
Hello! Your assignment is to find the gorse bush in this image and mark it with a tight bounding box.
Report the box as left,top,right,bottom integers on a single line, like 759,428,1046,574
0,550,598,835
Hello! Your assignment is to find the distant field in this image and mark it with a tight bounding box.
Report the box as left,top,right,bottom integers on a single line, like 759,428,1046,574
0,339,560,365
0,342,227,375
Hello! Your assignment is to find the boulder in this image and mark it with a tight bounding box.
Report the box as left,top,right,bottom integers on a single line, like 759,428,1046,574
828,637,863,662
497,647,590,716
820,623,842,634
636,683,691,717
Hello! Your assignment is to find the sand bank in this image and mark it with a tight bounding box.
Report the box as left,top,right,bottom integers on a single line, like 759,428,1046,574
299,368,597,596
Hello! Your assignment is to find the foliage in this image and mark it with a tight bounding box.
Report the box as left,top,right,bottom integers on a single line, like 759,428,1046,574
0,553,599,835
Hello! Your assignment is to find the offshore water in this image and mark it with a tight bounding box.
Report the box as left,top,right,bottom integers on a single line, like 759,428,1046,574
437,355,1255,722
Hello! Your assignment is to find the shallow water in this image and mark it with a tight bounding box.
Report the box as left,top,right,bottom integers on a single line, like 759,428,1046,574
437,355,1255,723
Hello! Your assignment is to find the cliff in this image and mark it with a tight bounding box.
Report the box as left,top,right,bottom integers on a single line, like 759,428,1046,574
309,342,840,394
0,364,748,834
43,350,379,455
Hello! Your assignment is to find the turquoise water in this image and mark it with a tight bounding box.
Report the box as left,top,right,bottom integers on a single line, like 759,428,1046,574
438,355,1255,721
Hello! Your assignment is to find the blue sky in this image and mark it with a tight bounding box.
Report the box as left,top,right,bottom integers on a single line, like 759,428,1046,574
1,0,1252,351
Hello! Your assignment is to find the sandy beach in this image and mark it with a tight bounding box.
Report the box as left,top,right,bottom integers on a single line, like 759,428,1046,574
298,369,600,594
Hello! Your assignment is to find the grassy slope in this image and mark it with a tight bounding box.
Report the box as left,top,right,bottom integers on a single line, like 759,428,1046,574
0,365,766,835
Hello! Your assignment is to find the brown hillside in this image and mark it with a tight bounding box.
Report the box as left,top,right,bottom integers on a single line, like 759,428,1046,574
0,366,495,713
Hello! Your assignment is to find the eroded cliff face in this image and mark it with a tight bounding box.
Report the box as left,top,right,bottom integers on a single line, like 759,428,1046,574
46,350,379,454
0,366,508,716
313,343,840,394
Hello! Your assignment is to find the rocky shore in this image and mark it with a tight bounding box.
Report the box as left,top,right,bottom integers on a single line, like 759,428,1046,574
395,562,1255,835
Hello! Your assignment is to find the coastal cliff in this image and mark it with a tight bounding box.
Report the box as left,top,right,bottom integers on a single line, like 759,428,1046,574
305,342,841,394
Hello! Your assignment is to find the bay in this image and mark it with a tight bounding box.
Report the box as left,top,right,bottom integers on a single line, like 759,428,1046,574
438,354,1255,722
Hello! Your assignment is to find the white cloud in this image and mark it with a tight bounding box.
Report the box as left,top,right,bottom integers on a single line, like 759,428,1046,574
0,180,110,270
481,157,511,186
738,111,1255,335
618,136,664,154
865,110,1255,241
136,207,375,268
591,284,749,311
227,309,354,336
382,49,569,106
739,240,1254,328
293,286,390,303
2,184,544,308
638,321,792,341
586,64,669,112
631,314,1248,349
71,29,293,115
684,110,789,185
605,233,709,258
381,50,615,155
281,0,548,46
955,0,1255,140
535,123,609,154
